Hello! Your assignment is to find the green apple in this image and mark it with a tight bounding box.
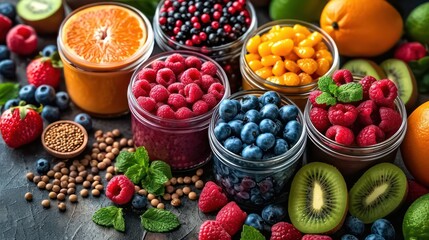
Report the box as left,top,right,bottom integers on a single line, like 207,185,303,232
269,0,328,23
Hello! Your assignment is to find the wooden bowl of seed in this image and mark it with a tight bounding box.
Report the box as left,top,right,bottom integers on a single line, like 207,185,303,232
41,120,88,159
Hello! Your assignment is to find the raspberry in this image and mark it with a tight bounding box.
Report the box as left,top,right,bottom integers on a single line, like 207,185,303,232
175,107,195,119
193,100,209,116
378,107,402,136
149,85,170,103
325,125,354,146
207,83,225,100
332,69,353,86
359,75,377,99
151,60,165,72
156,68,176,87
202,93,218,109
201,74,217,91
6,24,38,56
328,104,358,127
184,83,204,103
201,61,217,76
137,96,156,112
165,53,185,75
156,105,176,119
356,125,385,146
132,80,151,98
302,234,333,240
185,56,202,70
168,93,187,109
308,90,327,109
167,82,185,95
198,181,228,213
105,175,135,205
180,68,202,85
356,100,380,126
136,68,156,83
270,222,302,240
369,79,398,107
198,220,231,240
406,179,429,204
309,107,330,133
215,201,247,236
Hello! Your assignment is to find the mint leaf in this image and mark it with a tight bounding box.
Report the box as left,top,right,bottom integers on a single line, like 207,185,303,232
316,92,336,106
92,206,125,232
142,172,165,195
151,169,169,185
318,76,336,93
141,208,180,233
134,146,150,168
240,225,265,240
150,160,172,179
0,83,19,106
115,151,138,172
125,164,146,184
113,208,125,232
337,82,363,103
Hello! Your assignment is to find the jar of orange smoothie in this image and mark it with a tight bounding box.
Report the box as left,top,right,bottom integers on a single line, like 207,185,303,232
58,3,154,117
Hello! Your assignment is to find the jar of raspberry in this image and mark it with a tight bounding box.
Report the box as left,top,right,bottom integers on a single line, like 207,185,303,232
240,19,340,111
208,90,307,209
153,0,257,92
128,51,231,171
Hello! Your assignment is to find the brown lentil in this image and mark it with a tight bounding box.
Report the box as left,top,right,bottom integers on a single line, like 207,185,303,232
95,184,103,191
138,189,147,196
177,177,184,184
106,166,115,174
60,175,68,182
112,148,120,155
84,154,92,160
57,193,66,201
80,158,89,167
60,181,68,188
44,123,84,153
176,188,184,197
25,192,33,201
58,202,66,212
191,175,199,183
166,185,174,194
91,153,98,160
67,183,76,189
188,192,198,200
105,173,113,181
170,177,177,185
171,198,181,207
83,181,91,188
69,171,78,178
53,162,65,171
92,189,100,197
182,186,191,195
94,130,103,138
97,153,104,161
41,199,50,208
72,160,80,167
134,185,141,192
91,167,99,174
183,176,192,184
90,160,98,167
45,183,53,191
105,137,114,145
112,129,121,137
94,175,101,182
105,146,113,153
163,193,171,201
79,170,88,178
104,131,113,138
102,158,111,166
80,189,89,198
77,165,85,172
98,142,107,151
195,180,204,189
37,181,46,189
60,168,69,175
112,142,120,149
96,137,105,143
86,174,94,182
196,168,203,177
52,179,60,186
60,188,67,194
52,185,60,193
69,194,78,203
42,176,50,183
171,193,179,199
147,193,156,201
127,139,134,147
92,181,100,188
54,172,62,179
47,170,55,178
157,203,165,209
68,177,76,183
105,152,115,160
49,192,57,199
75,176,83,184
33,176,41,184
26,172,35,181
119,138,127,147
67,188,75,195
150,198,159,207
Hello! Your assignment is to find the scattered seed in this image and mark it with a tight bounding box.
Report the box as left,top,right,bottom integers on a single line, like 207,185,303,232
191,175,199,183
60,181,68,188
92,189,100,197
183,176,192,184
49,192,57,199
68,177,76,183
127,139,134,147
182,186,191,195
97,162,106,170
150,198,159,207
91,167,99,174
166,185,174,194
105,173,113,181
138,189,147,196
67,188,75,195
52,179,60,186
42,199,50,208
86,174,94,182
112,148,119,155
106,166,115,174
176,188,184,197
188,192,198,200
37,181,46,189
196,168,203,177
52,185,60,193
80,158,89,167
94,130,103,138
95,184,103,191
68,183,76,189
80,189,89,198
25,192,33,201
94,175,101,182
58,202,66,212
170,177,177,185
69,194,78,203
57,193,66,201
134,185,141,192
92,181,100,188
60,188,67,194
112,129,121,137
60,168,69,175
157,203,165,209
26,172,35,181
98,142,107,151
69,171,78,178
75,176,83,184
177,177,184,184
163,193,171,201
47,170,55,178
45,183,53,191
60,175,68,182
102,158,111,166
171,193,179,199
195,180,204,189
105,137,114,145
54,172,62,179
171,198,181,207
33,176,41,184
147,193,156,201
127,148,135,153
119,138,127,147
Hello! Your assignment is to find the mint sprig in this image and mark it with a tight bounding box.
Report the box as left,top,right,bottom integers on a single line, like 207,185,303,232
92,206,125,232
316,76,363,105
240,225,265,240
115,146,172,195
0,83,19,107
141,208,180,233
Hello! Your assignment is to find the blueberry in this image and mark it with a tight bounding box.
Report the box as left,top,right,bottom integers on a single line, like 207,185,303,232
36,158,50,175
273,138,289,156
0,2,16,21
240,95,259,112
214,122,232,141
260,104,278,120
244,213,265,232
240,122,259,144
258,179,273,193
227,120,243,137
223,136,242,154
0,45,10,61
261,204,287,225
241,144,263,160
261,191,274,200
35,85,56,105
55,91,70,111
256,133,275,151
241,177,256,189
18,85,36,104
283,120,302,146
341,234,359,240
41,45,58,57
259,118,279,135
3,98,20,111
74,113,92,131
243,109,261,124
262,151,276,159
219,99,238,121
250,194,264,205
0,59,16,79
278,105,298,123
371,219,395,240
231,99,241,113
344,216,365,237
259,91,281,106
365,234,385,240
41,105,60,123
233,113,244,121
132,195,147,209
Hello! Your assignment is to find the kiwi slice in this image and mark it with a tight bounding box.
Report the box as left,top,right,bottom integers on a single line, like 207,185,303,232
349,162,407,224
17,0,64,34
288,162,348,234
342,59,386,80
380,58,418,111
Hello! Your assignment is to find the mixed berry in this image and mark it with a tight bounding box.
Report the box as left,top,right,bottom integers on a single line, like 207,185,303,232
158,0,252,47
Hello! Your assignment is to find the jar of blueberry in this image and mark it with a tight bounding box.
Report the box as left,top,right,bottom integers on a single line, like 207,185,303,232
153,0,257,92
208,90,306,209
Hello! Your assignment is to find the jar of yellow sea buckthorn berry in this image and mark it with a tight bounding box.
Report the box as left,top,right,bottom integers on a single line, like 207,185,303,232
240,20,339,110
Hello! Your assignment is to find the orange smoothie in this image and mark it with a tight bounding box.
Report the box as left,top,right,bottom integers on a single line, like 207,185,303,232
58,3,154,117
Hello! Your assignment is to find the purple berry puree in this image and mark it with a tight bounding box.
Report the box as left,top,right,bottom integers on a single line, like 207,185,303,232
131,115,211,170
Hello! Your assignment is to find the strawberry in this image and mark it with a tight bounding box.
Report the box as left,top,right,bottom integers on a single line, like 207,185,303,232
270,222,302,240
0,102,43,148
215,201,247,236
406,179,429,204
26,53,62,89
198,220,231,240
198,181,228,213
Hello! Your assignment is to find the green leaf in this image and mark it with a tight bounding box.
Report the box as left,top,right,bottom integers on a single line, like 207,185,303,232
115,151,139,172
337,82,363,103
317,76,336,93
150,161,172,179
0,83,19,106
50,52,63,68
141,172,165,195
240,225,265,240
151,169,169,185
134,146,150,168
113,208,125,232
125,164,146,184
141,208,180,233
316,92,336,106
409,56,429,77
92,206,124,232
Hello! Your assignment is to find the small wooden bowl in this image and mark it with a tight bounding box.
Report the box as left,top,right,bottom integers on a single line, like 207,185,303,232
41,120,88,159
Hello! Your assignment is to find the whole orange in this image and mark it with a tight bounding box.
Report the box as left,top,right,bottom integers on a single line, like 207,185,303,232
401,101,429,188
320,0,403,57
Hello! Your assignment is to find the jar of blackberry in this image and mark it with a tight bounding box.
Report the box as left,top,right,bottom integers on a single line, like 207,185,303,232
153,0,257,92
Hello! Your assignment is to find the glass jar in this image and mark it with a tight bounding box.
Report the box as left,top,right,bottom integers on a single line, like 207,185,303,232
128,51,231,171
208,90,307,209
152,0,258,92
240,19,340,111
58,3,154,117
